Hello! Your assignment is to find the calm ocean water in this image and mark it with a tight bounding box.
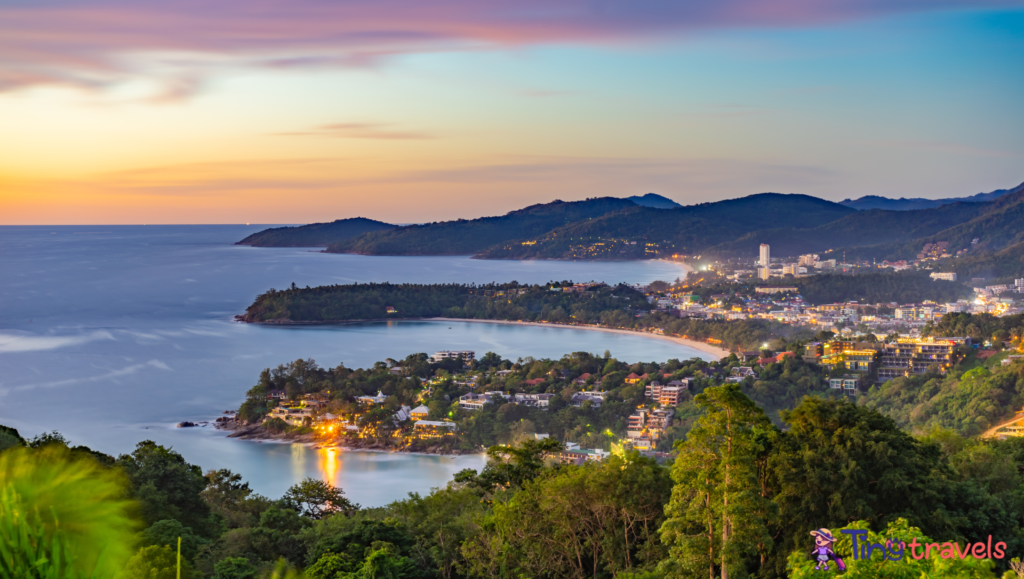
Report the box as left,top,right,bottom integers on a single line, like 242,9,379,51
0,225,700,504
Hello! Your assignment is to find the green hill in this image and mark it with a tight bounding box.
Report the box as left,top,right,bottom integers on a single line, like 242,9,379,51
824,186,1024,266
234,184,1024,264
626,193,681,208
325,197,637,256
839,181,1023,210
236,217,395,247
702,201,989,258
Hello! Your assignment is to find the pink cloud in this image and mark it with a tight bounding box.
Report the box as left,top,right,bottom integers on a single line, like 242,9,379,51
1,0,1021,95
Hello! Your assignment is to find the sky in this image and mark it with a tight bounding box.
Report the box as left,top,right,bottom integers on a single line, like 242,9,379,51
1,0,1023,225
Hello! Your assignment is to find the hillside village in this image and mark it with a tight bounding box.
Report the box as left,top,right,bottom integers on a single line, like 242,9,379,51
228,314,1024,457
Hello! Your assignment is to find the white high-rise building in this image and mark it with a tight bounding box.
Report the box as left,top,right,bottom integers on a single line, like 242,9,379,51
759,244,771,267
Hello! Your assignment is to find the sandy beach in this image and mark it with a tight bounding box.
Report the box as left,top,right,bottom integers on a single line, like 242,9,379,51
425,317,730,359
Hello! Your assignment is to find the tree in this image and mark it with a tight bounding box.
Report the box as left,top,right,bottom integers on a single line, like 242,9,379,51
212,556,257,579
469,437,564,492
117,441,212,535
350,543,420,579
139,519,201,561
384,486,488,579
120,544,198,579
770,398,952,576
283,478,356,519
661,384,775,579
202,468,272,529
306,552,358,579
463,453,671,579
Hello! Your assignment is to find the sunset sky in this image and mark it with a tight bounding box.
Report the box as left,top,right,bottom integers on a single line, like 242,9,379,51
1,0,1022,225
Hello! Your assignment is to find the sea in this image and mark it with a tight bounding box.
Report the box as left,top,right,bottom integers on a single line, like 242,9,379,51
0,225,704,505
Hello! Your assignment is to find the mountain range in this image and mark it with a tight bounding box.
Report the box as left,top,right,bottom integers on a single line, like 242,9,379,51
839,182,1024,211
236,182,1024,280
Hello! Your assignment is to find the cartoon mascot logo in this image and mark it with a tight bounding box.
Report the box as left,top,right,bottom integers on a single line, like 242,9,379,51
810,528,846,572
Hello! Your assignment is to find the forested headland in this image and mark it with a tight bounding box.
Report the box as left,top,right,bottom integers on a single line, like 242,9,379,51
237,281,814,352
237,218,395,248
233,349,840,452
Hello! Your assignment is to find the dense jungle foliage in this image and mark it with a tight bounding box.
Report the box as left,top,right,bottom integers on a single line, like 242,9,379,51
7,387,1024,579
790,271,973,304
239,282,652,324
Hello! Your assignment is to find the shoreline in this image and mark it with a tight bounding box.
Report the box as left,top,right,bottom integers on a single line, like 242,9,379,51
238,315,729,359
425,318,729,359
217,420,476,455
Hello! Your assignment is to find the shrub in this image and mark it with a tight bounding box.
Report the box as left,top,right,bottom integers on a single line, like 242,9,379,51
264,418,289,433
0,446,138,578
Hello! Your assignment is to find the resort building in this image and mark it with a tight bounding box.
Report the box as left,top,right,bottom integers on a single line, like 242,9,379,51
431,350,476,363
357,391,388,405
267,407,314,427
412,420,457,438
829,375,861,394
876,337,966,381
513,393,554,408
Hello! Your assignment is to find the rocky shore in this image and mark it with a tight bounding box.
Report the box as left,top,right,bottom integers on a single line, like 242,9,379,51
214,417,476,455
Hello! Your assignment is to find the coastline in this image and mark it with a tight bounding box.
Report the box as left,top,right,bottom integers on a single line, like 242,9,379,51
424,317,729,359
217,419,475,455
237,315,729,359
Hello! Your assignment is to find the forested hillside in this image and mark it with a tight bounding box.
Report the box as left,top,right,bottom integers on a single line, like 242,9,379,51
829,187,1024,264
839,181,1022,210
703,202,989,258
477,193,855,259
232,185,1024,263
326,197,636,255
790,271,973,304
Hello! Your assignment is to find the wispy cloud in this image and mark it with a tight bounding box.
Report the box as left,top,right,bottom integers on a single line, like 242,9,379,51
870,139,1023,158
0,359,171,396
521,89,582,98
2,0,1021,96
0,330,115,353
274,123,435,140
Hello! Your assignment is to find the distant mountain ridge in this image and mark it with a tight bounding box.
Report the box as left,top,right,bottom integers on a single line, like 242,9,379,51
234,181,1024,268
839,181,1024,211
626,193,681,208
477,193,854,259
326,197,637,255
236,217,395,247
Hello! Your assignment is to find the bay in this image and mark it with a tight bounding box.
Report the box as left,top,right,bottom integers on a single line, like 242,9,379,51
0,225,701,504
